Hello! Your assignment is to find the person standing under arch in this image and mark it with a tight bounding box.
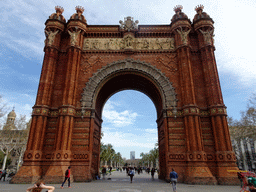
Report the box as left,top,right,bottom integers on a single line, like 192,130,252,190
128,168,135,183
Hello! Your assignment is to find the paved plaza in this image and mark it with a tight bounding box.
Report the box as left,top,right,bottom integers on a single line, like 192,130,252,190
0,171,240,192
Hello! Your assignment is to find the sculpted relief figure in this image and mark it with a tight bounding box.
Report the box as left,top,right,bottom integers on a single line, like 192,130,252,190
155,39,163,50
68,30,81,46
83,39,90,50
82,38,175,51
199,29,214,45
44,30,59,46
142,39,150,49
123,35,134,49
177,27,191,45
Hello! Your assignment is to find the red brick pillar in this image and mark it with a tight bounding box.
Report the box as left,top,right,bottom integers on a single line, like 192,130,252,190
198,35,238,184
173,20,217,184
43,11,87,182
11,9,66,183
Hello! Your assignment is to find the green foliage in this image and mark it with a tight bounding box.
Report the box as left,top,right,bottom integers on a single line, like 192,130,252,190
139,142,159,167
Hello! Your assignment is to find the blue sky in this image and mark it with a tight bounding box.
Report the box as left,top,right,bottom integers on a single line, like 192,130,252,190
0,0,255,159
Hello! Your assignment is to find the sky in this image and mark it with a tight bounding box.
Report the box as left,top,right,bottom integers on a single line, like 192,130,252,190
0,0,255,159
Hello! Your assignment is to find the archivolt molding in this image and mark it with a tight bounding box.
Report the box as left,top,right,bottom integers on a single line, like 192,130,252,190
81,58,177,115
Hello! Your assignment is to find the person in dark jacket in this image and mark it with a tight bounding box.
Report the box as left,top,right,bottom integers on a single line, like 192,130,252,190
61,166,71,189
102,167,107,180
151,168,155,180
170,168,178,192
0,169,7,181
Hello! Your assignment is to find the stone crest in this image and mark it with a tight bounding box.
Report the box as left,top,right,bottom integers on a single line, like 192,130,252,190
119,16,139,31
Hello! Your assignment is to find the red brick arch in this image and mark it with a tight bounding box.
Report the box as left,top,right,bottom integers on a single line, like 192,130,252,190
81,58,178,116
11,6,239,185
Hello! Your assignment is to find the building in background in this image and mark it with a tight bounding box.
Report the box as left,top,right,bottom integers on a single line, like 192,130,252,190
232,138,256,171
0,110,30,172
130,151,135,160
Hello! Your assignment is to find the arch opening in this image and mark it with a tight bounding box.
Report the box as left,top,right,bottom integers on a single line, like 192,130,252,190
80,58,177,181
101,90,158,168
95,72,163,119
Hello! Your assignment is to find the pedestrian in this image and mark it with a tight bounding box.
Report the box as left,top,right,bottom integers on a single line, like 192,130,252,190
0,169,7,181
128,168,135,183
109,166,112,175
237,171,243,188
61,166,71,189
151,167,155,180
26,179,55,192
170,168,178,192
102,166,107,180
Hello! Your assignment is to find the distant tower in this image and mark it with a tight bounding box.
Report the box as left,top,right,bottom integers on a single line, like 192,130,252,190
3,108,17,130
130,151,135,160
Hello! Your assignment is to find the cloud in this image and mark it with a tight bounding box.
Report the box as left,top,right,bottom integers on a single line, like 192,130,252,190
102,131,155,149
103,101,138,127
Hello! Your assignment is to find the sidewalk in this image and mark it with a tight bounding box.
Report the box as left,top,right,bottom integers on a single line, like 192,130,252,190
0,171,241,192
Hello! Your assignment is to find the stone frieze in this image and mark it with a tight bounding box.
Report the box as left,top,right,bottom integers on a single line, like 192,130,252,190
83,36,175,51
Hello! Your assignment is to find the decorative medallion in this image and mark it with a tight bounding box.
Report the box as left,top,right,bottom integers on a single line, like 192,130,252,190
64,153,68,159
56,153,61,159
27,153,32,159
35,153,40,159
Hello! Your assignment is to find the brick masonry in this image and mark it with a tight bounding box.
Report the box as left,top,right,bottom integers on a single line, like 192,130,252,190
11,6,239,185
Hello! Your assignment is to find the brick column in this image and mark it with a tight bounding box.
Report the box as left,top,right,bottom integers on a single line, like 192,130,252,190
43,19,86,182
11,16,65,183
174,26,217,184
199,44,238,184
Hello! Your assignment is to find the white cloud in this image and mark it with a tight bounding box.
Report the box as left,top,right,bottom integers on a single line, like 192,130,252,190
23,104,32,111
102,131,155,149
145,128,157,133
103,101,138,127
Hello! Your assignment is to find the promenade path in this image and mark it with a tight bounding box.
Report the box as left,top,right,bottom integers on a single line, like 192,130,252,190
0,170,240,192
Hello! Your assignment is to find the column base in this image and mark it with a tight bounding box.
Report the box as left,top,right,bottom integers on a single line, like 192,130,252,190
10,165,41,184
216,166,240,185
185,166,217,185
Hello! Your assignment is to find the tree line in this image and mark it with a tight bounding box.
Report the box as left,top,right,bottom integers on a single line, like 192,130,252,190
228,93,256,169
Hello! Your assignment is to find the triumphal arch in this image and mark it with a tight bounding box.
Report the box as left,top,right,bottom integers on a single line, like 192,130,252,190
12,5,239,184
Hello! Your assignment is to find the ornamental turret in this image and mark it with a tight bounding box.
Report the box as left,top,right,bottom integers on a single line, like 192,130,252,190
44,6,66,48
67,6,87,48
193,5,215,48
170,5,191,47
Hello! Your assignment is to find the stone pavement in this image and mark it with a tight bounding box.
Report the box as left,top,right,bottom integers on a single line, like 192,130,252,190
0,171,241,192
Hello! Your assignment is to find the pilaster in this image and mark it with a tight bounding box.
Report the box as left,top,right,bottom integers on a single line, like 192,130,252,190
194,4,239,184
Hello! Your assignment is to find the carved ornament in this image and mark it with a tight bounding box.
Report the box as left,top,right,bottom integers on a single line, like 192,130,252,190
119,16,139,31
83,35,175,51
177,27,190,45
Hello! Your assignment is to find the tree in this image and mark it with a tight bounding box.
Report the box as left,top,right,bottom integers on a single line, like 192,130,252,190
229,94,256,141
100,144,116,166
228,93,256,170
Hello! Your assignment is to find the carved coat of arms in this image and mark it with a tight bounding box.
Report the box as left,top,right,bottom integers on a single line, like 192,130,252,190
119,16,139,31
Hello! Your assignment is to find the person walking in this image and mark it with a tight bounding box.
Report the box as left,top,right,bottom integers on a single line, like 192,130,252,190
128,168,135,183
102,166,107,180
61,166,71,189
109,166,112,175
151,168,155,180
0,169,7,181
170,168,178,192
